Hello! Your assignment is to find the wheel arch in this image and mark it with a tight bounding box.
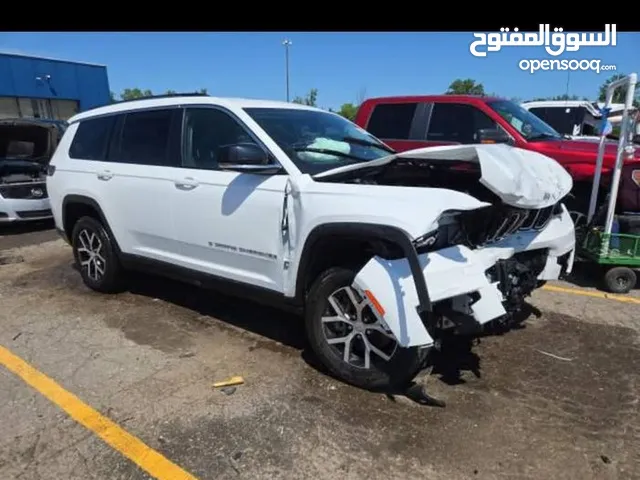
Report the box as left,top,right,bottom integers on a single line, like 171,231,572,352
293,222,431,313
62,194,121,253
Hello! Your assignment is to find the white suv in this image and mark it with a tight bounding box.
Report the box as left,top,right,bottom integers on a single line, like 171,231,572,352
46,95,576,390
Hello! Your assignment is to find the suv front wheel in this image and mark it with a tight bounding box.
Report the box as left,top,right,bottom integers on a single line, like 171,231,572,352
71,216,125,293
305,267,427,390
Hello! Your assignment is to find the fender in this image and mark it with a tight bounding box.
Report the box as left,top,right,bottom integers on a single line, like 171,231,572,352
61,194,122,253
294,222,434,320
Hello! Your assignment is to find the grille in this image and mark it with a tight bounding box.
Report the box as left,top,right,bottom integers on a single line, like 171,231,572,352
460,203,559,247
0,183,48,200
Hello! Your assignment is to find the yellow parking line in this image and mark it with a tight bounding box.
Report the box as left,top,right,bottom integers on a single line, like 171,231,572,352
0,345,198,480
542,284,640,305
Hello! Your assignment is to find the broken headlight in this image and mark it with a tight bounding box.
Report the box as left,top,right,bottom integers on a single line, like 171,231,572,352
413,211,465,253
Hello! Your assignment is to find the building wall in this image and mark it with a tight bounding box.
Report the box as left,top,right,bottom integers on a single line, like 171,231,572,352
0,53,111,120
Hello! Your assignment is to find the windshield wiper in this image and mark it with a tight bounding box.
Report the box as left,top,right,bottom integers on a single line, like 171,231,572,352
341,136,395,153
293,147,367,161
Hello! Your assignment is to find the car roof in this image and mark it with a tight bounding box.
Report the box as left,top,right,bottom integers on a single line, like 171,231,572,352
361,94,504,104
68,96,327,124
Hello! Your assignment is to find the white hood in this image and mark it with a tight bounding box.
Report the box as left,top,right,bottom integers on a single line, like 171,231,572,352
314,143,573,209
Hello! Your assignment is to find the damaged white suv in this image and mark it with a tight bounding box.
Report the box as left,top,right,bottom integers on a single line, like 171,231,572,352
46,95,575,390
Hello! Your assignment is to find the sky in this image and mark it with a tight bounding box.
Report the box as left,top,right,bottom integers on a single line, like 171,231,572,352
0,31,638,110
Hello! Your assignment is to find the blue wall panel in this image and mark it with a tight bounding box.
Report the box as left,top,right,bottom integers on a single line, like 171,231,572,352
0,54,111,112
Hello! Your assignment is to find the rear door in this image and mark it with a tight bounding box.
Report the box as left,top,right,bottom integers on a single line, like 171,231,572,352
98,107,184,262
362,102,430,152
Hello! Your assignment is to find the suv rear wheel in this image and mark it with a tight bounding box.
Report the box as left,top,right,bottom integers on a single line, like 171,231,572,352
305,267,427,390
71,216,125,293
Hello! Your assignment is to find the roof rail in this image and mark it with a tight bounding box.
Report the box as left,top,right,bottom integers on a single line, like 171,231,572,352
115,92,209,104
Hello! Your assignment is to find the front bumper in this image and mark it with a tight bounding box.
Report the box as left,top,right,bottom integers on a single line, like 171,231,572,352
0,197,52,223
352,207,575,348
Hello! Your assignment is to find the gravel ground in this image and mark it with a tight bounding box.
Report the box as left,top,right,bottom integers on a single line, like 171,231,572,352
0,236,639,480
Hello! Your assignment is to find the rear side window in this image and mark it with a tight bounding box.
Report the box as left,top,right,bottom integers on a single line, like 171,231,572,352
118,109,173,166
69,116,115,160
366,103,417,139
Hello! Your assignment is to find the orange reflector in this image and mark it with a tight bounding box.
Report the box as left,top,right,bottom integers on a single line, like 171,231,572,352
364,289,385,316
481,140,495,144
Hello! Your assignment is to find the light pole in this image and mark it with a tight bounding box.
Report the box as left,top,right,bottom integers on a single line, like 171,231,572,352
282,39,292,102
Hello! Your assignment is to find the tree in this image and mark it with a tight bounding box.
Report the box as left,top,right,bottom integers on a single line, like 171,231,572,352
338,102,358,121
446,78,485,95
598,73,639,107
120,88,153,101
292,88,318,106
111,87,209,102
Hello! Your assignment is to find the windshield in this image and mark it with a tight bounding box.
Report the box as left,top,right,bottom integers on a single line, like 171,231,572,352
487,100,562,141
243,107,394,174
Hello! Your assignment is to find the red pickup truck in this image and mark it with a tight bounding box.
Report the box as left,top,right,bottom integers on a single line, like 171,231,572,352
355,95,640,213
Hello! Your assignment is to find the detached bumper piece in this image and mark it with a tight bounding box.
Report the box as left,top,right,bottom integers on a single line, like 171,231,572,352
352,207,576,349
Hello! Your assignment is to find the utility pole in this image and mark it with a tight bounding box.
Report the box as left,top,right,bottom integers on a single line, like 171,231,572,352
282,39,292,102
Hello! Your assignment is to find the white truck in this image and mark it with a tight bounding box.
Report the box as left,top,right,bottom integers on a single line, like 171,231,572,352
46,95,576,390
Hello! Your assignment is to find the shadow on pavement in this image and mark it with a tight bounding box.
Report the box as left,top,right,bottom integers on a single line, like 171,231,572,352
124,269,542,404
0,220,57,250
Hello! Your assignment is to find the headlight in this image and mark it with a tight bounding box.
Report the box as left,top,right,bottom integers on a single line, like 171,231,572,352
413,211,464,253
414,229,439,249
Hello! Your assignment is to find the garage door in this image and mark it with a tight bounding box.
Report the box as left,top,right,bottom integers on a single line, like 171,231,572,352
0,97,20,119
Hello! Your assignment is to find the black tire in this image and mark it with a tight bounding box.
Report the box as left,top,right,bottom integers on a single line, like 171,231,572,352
71,216,125,293
304,267,427,391
603,266,637,294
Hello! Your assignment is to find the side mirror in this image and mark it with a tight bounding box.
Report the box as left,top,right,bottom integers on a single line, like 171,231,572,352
476,128,512,145
220,143,267,165
218,143,282,174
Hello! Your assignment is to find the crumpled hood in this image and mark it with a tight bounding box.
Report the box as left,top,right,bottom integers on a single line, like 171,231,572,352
314,143,573,209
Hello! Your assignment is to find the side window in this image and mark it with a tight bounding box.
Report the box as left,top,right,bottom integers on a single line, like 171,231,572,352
365,103,417,140
118,109,174,166
182,108,257,170
427,103,498,143
69,115,115,160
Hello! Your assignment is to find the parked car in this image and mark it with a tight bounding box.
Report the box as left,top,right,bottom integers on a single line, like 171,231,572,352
0,118,65,223
355,95,640,213
47,95,575,390
521,100,640,143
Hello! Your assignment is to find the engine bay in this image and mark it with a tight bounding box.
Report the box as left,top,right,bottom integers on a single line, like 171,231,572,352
317,158,502,204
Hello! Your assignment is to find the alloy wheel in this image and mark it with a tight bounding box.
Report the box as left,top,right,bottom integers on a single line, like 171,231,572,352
321,286,397,369
76,229,106,282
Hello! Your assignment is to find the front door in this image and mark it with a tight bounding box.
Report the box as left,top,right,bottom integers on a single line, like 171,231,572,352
170,106,288,292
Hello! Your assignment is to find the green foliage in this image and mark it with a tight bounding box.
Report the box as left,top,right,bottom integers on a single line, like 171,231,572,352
598,73,639,107
292,88,361,122
111,87,208,103
338,102,358,121
445,78,485,95
292,88,318,106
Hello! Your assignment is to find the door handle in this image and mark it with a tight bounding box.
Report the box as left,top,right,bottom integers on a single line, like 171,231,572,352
174,177,199,191
97,170,113,181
